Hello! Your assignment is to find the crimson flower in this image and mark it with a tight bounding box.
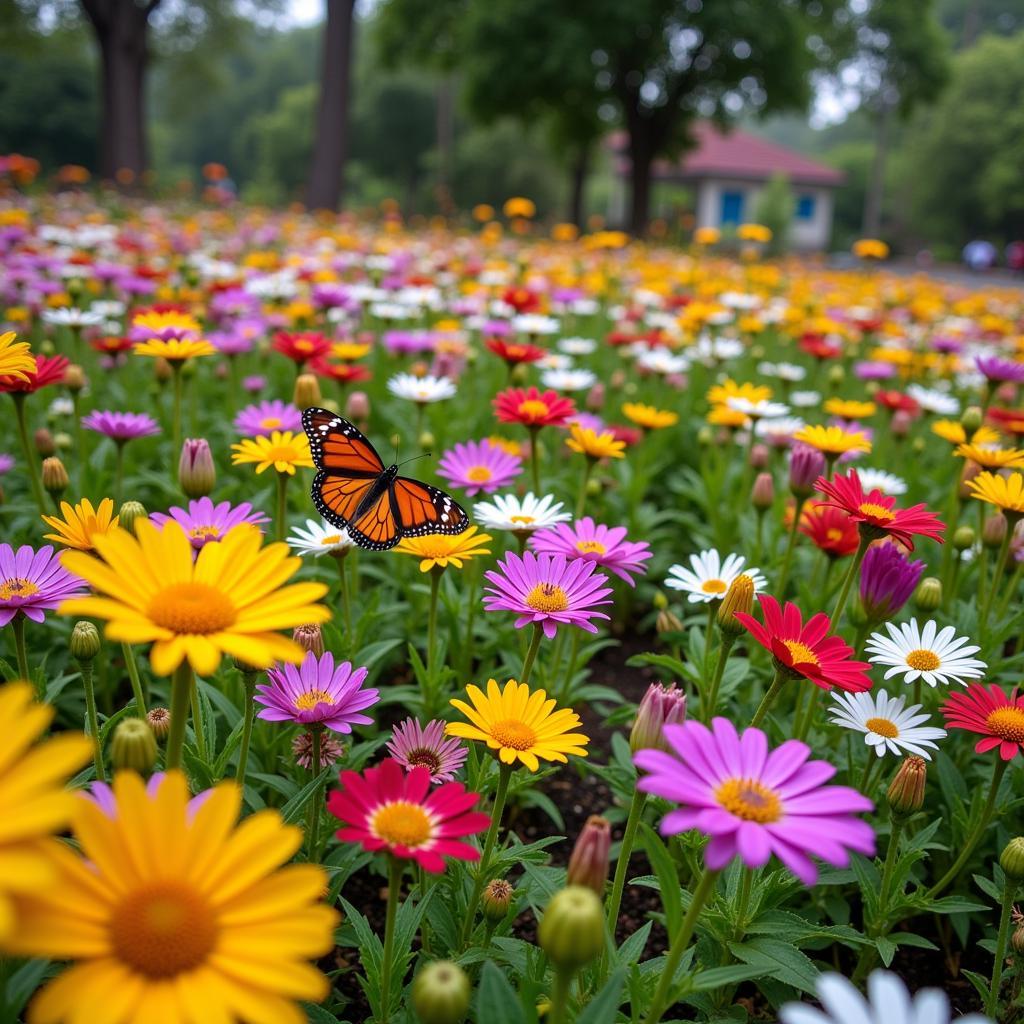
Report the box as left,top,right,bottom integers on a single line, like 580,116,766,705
0,354,68,394
799,503,860,559
942,684,1024,761
272,331,331,366
311,359,372,385
501,286,542,313
493,386,575,429
485,337,547,366
877,389,921,415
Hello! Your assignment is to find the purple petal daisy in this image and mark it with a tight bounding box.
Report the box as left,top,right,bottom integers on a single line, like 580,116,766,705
386,718,468,783
254,651,380,733
0,454,14,474
0,543,87,626
149,497,270,551
437,439,523,496
81,409,161,442
976,354,1024,384
243,375,266,393
234,399,303,437
483,550,613,639
635,717,875,885
859,541,925,622
853,361,896,381
529,517,652,586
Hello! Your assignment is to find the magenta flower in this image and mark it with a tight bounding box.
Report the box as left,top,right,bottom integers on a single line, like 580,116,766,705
386,717,468,783
150,497,269,551
0,454,14,474
81,410,160,442
976,354,1024,384
529,517,652,586
635,718,875,884
437,439,523,496
483,550,613,639
0,543,86,626
255,651,379,733
234,399,303,438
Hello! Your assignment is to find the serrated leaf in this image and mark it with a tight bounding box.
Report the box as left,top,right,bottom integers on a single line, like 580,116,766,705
576,967,626,1024
728,938,819,994
279,768,330,825
476,961,525,1024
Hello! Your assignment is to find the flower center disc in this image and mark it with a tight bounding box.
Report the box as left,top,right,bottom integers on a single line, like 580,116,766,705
0,577,38,601
109,882,218,979
371,801,432,847
148,582,236,634
782,639,819,666
259,416,282,429
865,716,900,738
906,648,941,671
467,466,493,483
320,534,342,546
407,748,443,773
576,540,607,555
517,399,550,420
510,515,536,525
701,578,727,594
188,525,220,540
265,444,298,463
715,777,783,823
525,582,570,613
294,688,335,711
986,707,1024,743
491,718,538,751
858,502,896,522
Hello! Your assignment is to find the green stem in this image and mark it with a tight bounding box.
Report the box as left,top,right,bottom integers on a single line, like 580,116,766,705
558,630,582,704
337,553,353,646
987,873,1018,1018
981,513,1020,630
520,621,544,687
548,967,573,1024
605,789,647,942
171,364,184,454
794,685,820,742
859,754,884,796
528,427,541,493
306,727,323,860
11,394,46,514
425,568,442,714
702,633,736,723
831,532,870,628
702,603,716,690
776,497,806,598
114,441,125,508
750,666,787,729
235,672,257,783
461,762,513,947
275,471,288,543
641,868,720,1024
733,868,754,940
11,614,31,688
379,855,403,1023
121,642,147,715
877,816,905,914
79,661,105,782
165,662,193,771
190,678,209,762
575,460,593,520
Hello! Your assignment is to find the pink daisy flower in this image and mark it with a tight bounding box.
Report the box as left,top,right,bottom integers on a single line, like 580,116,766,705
483,550,613,639
327,758,490,872
437,439,523,496
81,410,160,442
150,497,270,551
386,718,468,783
529,517,652,586
0,543,86,626
635,718,875,884
254,651,379,733
234,399,303,437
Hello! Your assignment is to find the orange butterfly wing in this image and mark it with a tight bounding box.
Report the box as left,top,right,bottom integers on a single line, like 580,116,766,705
392,477,470,538
312,472,376,526
303,408,384,475
347,491,400,550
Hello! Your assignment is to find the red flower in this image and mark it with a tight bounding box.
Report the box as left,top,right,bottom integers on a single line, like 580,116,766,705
734,595,872,692
272,331,332,366
799,334,842,360
327,758,490,872
608,424,643,447
799,503,860,558
0,354,68,394
90,336,134,356
943,684,1024,761
876,389,920,416
501,286,541,313
814,469,945,550
485,338,546,366
311,359,372,385
493,386,575,428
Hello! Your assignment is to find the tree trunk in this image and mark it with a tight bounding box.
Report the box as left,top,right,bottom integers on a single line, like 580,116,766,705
567,145,589,227
861,104,893,238
435,76,455,212
306,0,357,211
626,128,654,237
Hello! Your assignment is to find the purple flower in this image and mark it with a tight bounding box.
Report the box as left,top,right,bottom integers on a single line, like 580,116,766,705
0,544,86,626
0,454,14,474
234,399,303,438
385,718,468,783
81,410,161,442
150,497,269,550
859,541,925,622
208,330,255,356
977,355,1024,384
854,361,896,381
529,517,652,586
437,439,523,496
383,329,436,355
243,375,266,393
255,651,379,733
789,444,826,498
483,550,613,639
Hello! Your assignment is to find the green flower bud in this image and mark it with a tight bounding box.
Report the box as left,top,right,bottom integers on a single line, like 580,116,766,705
293,372,322,410
110,718,157,774
419,431,435,450
146,707,171,741
482,878,514,922
1000,837,1024,882
887,756,927,818
914,577,942,612
717,573,754,637
652,591,668,611
961,405,983,434
70,621,101,663
538,886,604,971
953,525,976,550
117,500,148,537
41,456,69,497
411,961,471,1024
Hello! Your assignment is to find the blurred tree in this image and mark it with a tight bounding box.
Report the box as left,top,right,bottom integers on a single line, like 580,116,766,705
754,172,795,254
937,0,1024,47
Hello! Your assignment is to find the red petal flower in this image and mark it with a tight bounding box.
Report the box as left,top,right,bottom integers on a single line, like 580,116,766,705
493,386,576,428
942,683,1024,761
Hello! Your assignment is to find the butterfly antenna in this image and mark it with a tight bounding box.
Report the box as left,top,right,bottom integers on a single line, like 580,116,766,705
397,451,432,468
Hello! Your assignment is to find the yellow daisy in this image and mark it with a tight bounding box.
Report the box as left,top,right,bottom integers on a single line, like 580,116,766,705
621,402,679,431
41,497,119,551
0,331,35,382
447,678,589,772
706,379,772,407
0,682,91,946
954,443,1024,470
131,310,201,338
566,424,625,460
231,432,313,475
793,424,872,457
329,341,371,361
58,520,329,676
394,526,492,573
133,337,216,362
967,471,1024,515
486,436,523,457
707,405,749,429
6,771,337,1024
931,420,1001,447
823,398,877,420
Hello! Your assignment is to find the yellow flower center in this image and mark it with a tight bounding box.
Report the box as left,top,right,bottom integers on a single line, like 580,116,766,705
371,801,432,847
0,577,38,601
295,339,314,353
986,707,1024,743
109,882,218,979
858,502,895,521
576,540,607,555
782,639,819,666
320,534,342,546
906,649,941,671
701,578,727,594
259,416,282,429
293,688,334,711
491,718,538,751
714,777,783,823
188,525,220,540
148,582,236,634
467,466,493,483
518,399,550,419
264,444,299,463
826,528,844,542
525,582,570,613
510,515,536,525
865,716,900,738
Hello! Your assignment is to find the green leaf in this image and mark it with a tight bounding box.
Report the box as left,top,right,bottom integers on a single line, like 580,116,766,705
639,822,682,936
691,964,765,991
576,967,626,1024
476,961,525,1024
5,958,52,1015
875,935,897,967
279,768,330,825
615,920,652,966
930,896,988,915
728,938,819,994
973,873,1002,903
303,1002,341,1023
961,968,992,1005
625,651,689,679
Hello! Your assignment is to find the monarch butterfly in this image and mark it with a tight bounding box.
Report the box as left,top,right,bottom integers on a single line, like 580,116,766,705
303,407,471,551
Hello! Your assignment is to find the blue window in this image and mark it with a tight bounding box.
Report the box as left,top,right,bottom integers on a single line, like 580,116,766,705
796,194,816,220
720,190,745,225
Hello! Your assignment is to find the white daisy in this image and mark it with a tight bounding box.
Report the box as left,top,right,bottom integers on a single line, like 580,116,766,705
557,337,597,356
472,492,571,533
386,373,456,404
536,352,573,371
828,690,946,759
907,383,960,416
665,549,767,604
41,307,105,328
780,969,990,1024
540,368,597,392
754,416,805,443
288,518,356,556
692,335,743,362
855,467,908,496
635,346,689,375
513,313,560,335
790,390,822,407
725,396,790,419
865,618,986,688
757,360,807,383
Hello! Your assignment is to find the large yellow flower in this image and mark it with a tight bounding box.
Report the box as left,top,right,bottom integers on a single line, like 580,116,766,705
41,497,119,551
395,526,492,573
58,520,329,675
622,402,679,431
954,443,1024,470
131,310,201,339
6,771,337,1024
566,424,625,460
0,331,35,382
932,420,1000,447
823,398,877,420
967,471,1024,514
793,424,872,457
707,405,749,429
133,338,216,361
231,432,313,475
447,678,589,772
706,379,772,407
0,682,90,945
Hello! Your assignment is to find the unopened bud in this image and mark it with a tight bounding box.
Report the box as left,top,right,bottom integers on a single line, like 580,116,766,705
293,623,325,657
419,431,435,450
656,608,683,636
1012,924,1024,955
41,456,69,497
697,426,713,446
959,460,982,501
117,500,147,536
750,443,769,470
914,577,942,612
64,364,86,392
585,383,606,411
110,718,157,774
34,427,55,457
146,706,171,740
179,438,216,498
482,878,514,921
538,886,605,972
887,755,927,817
789,443,826,500
344,390,370,422
70,620,101,662
983,512,1007,550
954,525,976,550
293,372,322,410
630,682,686,754
153,356,173,383
891,410,913,438
718,573,755,636
961,406,983,434
752,472,774,510
411,961,471,1024
1000,837,1024,882
827,364,845,387
566,815,611,895
652,591,668,611
53,431,72,451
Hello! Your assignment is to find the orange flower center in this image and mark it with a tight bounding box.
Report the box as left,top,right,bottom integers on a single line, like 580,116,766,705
264,444,298,463
294,339,314,353
466,466,493,483
510,515,536,525
858,502,895,522
906,649,941,671
371,801,432,847
865,716,900,738
517,399,550,420
782,639,819,666
701,578,727,594
148,582,236,634
293,688,335,711
259,416,282,429
320,534,343,546
826,528,844,542
986,707,1024,743
525,583,569,613
188,525,220,540
109,882,218,979
714,778,782,823
490,718,538,751
576,540,607,555
0,577,38,601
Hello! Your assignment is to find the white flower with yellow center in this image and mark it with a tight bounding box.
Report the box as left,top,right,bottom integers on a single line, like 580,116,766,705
540,367,597,392
387,373,457,404
665,549,767,604
472,492,571,534
288,518,356,557
725,396,790,420
828,690,947,759
865,619,986,688
856,468,908,496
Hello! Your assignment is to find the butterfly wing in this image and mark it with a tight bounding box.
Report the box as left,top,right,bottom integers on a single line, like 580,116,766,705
311,471,377,530
303,408,385,475
391,476,470,538
346,490,401,550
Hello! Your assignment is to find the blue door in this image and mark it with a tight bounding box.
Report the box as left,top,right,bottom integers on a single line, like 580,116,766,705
720,191,744,225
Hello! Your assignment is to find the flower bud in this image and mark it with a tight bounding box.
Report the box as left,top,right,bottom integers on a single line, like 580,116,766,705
293,372,322,410
959,460,982,501
961,405,983,434
345,390,370,422
891,410,913,438
419,431,435,450
64,364,86,392
482,878,514,921
656,607,683,636
41,456,69,497
789,443,826,500
411,961,471,1024
887,755,927,817
34,427,55,457
718,573,754,637
585,383,605,411
153,356,173,383
697,426,713,447
983,512,1007,550
538,886,605,972
110,718,157,774
146,706,171,740
292,623,325,657
567,815,611,895
70,621,101,663
914,577,942,612
117,500,147,536
53,431,73,451
827,364,845,388
292,731,345,769
652,591,668,611
179,438,216,498
1000,838,1024,882
630,682,686,754
1012,923,1024,955
954,525,975,550
752,471,774,510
